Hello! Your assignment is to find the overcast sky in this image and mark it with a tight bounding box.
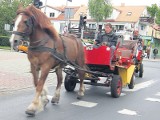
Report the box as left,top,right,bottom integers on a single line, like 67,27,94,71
41,0,160,6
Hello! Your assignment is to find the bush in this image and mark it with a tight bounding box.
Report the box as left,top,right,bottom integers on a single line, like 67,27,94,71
0,36,10,46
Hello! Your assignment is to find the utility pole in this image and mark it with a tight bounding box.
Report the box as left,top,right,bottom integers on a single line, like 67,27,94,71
65,0,72,33
44,0,48,14
65,0,68,26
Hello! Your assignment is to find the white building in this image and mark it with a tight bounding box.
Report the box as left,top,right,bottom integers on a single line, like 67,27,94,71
40,4,151,37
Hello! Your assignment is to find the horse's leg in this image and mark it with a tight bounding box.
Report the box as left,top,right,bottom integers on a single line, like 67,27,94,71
40,85,49,107
31,64,49,108
26,65,50,115
31,64,39,87
77,68,85,99
51,66,63,104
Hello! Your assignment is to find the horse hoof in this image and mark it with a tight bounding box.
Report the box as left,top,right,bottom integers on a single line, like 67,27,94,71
51,97,59,104
25,110,36,116
77,95,83,100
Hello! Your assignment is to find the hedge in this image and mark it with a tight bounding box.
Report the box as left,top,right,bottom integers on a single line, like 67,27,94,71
0,36,10,46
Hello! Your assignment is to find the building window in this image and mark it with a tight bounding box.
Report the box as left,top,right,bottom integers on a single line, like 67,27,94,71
92,24,96,29
65,8,74,19
127,12,132,16
50,13,55,17
141,25,144,30
119,25,124,30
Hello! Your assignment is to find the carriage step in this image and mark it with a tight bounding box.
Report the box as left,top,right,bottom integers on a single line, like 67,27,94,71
84,77,100,81
83,81,109,87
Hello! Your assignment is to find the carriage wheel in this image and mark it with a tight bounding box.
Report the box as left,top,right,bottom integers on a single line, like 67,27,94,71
111,75,122,98
128,74,135,89
91,80,98,83
135,65,138,73
139,63,143,78
64,74,77,92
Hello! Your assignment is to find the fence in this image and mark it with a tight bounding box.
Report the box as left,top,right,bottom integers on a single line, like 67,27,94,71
0,36,10,46
68,28,96,39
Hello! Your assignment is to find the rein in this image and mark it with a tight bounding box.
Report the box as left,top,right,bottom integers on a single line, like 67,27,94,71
29,35,67,63
12,31,29,37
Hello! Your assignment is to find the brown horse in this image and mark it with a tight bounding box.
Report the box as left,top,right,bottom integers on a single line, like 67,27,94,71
10,5,86,115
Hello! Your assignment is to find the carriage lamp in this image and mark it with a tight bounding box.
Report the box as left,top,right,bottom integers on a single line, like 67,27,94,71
106,47,110,51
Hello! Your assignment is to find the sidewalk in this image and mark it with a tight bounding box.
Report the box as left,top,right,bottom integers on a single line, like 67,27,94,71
0,50,57,95
143,56,160,62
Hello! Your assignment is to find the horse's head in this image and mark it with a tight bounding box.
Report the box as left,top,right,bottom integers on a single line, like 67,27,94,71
10,12,35,49
10,5,60,49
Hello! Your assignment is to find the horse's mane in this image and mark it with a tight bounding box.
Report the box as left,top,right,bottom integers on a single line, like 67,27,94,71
17,5,59,40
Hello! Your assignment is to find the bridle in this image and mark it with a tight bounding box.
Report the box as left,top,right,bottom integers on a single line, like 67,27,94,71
12,13,50,46
12,13,35,40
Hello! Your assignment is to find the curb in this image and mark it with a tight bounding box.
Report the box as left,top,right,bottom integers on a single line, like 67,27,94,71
143,58,160,62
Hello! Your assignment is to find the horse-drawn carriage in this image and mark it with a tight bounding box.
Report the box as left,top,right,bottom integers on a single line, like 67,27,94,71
10,5,145,115
120,39,144,78
64,40,137,98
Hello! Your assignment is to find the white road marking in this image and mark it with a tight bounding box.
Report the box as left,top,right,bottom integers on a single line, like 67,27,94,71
72,100,98,108
85,86,90,90
106,92,126,96
118,109,139,116
0,73,5,75
155,92,160,96
145,98,160,103
47,95,53,100
123,80,156,92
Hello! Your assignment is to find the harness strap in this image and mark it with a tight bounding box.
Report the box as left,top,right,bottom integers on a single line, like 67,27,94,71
12,31,27,37
28,35,89,72
29,46,66,63
29,45,108,76
59,35,67,62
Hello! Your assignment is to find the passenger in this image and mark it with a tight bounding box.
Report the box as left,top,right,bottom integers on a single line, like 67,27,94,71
94,23,118,60
137,38,143,50
146,45,151,59
133,30,144,47
62,25,68,36
133,30,139,40
153,48,158,59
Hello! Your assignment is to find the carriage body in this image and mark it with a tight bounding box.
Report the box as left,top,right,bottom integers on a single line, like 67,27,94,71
64,44,136,98
84,45,110,65
134,41,144,78
117,38,144,78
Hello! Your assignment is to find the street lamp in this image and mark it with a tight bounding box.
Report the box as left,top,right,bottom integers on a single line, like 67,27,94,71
33,0,42,8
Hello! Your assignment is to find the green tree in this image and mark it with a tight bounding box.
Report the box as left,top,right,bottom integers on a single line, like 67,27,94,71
88,0,113,37
88,0,112,22
155,9,160,25
147,4,158,24
0,0,32,36
147,4,158,18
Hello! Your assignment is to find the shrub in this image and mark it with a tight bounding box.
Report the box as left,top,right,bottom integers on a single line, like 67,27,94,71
0,36,10,46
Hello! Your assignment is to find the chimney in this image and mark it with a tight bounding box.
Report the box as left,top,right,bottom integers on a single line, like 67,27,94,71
81,4,85,7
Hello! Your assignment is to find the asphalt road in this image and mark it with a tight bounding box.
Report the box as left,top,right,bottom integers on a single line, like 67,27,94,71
0,50,160,120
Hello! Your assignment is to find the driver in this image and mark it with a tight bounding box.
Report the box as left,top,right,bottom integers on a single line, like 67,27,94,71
94,23,118,60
